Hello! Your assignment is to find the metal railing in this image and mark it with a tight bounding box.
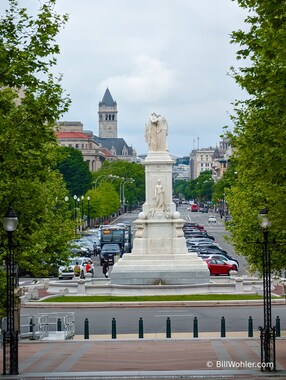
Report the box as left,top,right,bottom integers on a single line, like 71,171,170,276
2,312,75,341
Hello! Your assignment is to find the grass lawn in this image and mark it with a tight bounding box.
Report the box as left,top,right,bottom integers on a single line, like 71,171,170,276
42,294,265,303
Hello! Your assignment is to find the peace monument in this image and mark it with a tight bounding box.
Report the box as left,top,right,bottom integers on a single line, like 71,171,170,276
111,113,210,285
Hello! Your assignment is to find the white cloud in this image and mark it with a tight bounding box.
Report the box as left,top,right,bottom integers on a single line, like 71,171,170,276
98,55,179,104
2,0,248,156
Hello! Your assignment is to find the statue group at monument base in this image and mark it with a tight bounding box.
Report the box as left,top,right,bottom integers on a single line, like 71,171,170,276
111,216,210,285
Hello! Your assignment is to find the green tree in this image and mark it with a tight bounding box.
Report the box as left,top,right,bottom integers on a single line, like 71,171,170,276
0,0,74,319
225,0,286,272
84,183,120,226
57,147,93,196
174,171,214,203
212,161,238,204
93,160,145,208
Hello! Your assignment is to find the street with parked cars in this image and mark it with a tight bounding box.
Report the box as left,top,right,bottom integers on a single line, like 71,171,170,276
52,204,245,280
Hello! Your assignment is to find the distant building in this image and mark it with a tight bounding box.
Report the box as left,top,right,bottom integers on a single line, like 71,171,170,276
56,121,106,171
190,138,231,180
94,88,137,162
56,88,137,169
212,138,232,181
190,147,215,179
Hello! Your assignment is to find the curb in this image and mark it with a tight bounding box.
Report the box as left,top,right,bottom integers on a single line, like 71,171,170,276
22,298,285,308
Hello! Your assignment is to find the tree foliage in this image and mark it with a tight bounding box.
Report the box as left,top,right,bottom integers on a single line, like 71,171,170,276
85,183,120,221
173,171,214,203
92,160,145,209
0,0,74,300
225,0,286,273
56,147,93,197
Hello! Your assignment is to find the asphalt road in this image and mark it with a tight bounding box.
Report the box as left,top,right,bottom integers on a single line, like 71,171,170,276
22,304,285,335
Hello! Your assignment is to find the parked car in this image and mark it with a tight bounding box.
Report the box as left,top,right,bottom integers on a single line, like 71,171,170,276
100,243,121,265
200,251,239,265
208,216,217,223
58,257,94,279
71,240,92,257
77,239,94,256
186,239,221,248
184,232,215,241
196,246,230,256
205,258,237,276
82,235,101,255
201,207,209,213
200,254,239,271
183,222,205,231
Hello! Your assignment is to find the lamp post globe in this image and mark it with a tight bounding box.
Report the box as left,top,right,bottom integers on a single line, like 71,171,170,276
3,206,18,232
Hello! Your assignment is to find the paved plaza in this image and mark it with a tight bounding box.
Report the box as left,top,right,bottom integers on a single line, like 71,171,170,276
1,335,286,380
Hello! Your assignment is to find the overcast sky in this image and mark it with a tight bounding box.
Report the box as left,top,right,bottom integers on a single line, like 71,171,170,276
6,1,249,156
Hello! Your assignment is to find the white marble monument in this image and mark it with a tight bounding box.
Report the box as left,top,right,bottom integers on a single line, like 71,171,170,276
111,113,210,285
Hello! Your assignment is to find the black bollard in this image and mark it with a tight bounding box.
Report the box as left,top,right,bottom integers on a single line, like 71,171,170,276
57,318,62,332
112,318,117,339
29,318,33,333
276,316,281,338
29,317,36,340
139,317,144,339
84,318,89,339
248,316,253,337
166,317,171,338
193,317,198,338
221,316,226,337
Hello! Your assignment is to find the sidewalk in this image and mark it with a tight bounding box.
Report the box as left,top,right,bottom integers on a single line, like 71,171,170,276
11,282,286,379
1,336,286,379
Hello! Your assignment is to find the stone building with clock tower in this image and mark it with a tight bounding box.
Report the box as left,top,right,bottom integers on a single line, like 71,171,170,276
94,88,137,162
98,88,118,138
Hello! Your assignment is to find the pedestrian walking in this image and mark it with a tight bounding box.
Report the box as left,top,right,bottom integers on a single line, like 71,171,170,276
73,262,81,277
102,259,109,278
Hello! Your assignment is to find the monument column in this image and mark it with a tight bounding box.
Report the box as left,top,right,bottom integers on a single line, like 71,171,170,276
111,113,210,285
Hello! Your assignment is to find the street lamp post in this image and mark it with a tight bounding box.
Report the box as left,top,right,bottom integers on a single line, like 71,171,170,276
81,195,84,220
258,208,276,371
73,195,78,236
87,196,91,228
2,206,19,375
93,174,116,188
122,178,134,214
81,195,85,230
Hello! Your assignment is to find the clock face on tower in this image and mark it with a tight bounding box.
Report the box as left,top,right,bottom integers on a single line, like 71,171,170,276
107,125,113,134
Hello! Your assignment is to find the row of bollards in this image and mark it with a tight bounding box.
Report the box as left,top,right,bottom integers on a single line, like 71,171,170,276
81,315,282,339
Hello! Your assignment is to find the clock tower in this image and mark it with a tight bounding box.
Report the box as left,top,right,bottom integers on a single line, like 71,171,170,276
98,88,118,138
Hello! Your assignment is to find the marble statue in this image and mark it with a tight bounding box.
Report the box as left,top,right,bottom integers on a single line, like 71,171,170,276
145,113,168,151
155,179,166,211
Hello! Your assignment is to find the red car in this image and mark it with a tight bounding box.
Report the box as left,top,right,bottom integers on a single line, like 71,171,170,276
191,204,199,212
205,258,236,276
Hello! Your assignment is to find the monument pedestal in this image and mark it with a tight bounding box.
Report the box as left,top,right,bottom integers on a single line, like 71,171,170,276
111,148,210,286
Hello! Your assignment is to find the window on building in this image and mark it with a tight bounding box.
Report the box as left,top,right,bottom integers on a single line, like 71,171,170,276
99,115,102,121
75,144,79,149
206,155,208,160
105,114,108,120
112,115,115,120
201,155,203,161
68,144,72,147
82,144,84,149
